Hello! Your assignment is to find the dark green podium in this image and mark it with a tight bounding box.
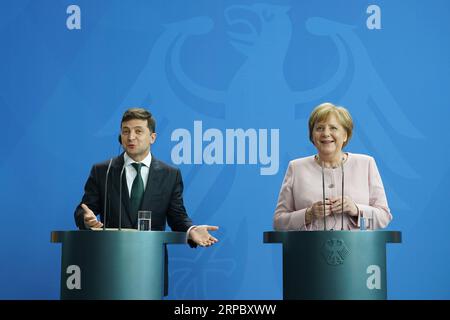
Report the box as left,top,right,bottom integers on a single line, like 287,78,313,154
264,230,401,300
51,230,186,300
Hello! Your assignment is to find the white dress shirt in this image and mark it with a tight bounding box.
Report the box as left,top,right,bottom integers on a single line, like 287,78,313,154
123,152,151,197
123,152,196,241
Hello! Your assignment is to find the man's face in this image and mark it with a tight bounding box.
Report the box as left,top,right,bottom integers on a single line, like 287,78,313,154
120,119,156,161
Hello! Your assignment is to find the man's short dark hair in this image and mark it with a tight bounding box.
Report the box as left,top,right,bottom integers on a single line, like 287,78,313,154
121,108,156,133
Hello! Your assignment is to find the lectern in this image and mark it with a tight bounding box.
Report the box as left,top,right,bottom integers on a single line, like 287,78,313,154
51,230,186,300
264,231,401,300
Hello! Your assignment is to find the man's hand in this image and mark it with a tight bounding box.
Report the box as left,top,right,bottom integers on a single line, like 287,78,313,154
81,203,103,229
189,225,219,247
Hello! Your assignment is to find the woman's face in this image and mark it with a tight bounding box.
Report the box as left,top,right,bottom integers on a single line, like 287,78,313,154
312,113,348,157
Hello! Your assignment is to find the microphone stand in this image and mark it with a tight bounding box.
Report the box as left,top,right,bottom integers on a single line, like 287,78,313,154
103,158,113,231
320,154,346,231
321,161,326,231
118,165,126,231
341,159,345,231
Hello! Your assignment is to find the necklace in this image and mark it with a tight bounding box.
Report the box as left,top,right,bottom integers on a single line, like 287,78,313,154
315,153,347,169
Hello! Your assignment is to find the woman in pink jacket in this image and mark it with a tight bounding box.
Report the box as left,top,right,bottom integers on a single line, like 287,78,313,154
273,102,392,231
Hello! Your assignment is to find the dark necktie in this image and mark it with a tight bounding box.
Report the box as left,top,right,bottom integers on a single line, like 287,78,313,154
130,163,144,217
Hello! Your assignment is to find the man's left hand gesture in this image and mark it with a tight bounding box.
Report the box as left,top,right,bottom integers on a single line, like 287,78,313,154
189,225,219,247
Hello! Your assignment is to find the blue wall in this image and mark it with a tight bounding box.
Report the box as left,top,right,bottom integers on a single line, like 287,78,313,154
1,0,449,299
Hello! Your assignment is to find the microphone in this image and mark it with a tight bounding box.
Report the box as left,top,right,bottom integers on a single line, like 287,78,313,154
118,164,126,231
321,161,326,231
341,159,345,231
103,158,113,231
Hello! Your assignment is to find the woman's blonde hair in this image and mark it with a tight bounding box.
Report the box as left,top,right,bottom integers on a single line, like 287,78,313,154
308,102,353,148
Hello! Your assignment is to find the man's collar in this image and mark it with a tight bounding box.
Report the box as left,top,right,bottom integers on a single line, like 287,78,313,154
123,152,152,168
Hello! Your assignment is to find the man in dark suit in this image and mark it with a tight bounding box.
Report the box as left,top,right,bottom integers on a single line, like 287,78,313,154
74,108,219,246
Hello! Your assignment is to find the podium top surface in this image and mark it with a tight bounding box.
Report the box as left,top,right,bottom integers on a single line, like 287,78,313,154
51,230,187,244
263,230,402,244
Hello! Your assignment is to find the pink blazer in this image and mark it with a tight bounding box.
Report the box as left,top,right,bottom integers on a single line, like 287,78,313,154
273,153,392,231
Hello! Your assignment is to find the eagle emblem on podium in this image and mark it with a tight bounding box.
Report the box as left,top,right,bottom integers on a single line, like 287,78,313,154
321,239,350,266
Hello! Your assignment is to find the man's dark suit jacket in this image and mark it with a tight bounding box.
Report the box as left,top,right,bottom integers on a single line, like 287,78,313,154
74,153,194,295
75,153,193,232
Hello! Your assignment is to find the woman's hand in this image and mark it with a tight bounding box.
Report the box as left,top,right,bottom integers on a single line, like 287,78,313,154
306,199,333,224
329,196,359,217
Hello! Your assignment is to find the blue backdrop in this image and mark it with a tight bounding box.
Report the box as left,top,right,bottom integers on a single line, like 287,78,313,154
1,0,449,299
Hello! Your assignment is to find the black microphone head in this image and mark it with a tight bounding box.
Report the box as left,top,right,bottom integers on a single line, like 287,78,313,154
118,134,122,144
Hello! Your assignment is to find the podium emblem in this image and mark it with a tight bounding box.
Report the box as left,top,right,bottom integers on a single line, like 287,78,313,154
321,239,350,266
